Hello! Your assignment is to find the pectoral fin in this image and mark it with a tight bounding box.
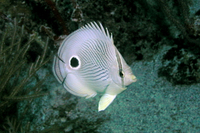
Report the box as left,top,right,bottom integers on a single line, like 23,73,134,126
98,94,116,111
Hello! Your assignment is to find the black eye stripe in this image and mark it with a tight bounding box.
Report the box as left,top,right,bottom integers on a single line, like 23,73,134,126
119,70,124,78
115,49,125,88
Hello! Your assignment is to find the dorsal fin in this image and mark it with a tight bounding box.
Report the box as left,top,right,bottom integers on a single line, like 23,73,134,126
81,22,113,44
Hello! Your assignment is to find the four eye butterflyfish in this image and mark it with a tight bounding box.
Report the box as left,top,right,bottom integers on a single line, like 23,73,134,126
52,22,137,111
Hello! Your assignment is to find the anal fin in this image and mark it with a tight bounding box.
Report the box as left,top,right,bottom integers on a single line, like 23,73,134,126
98,94,116,111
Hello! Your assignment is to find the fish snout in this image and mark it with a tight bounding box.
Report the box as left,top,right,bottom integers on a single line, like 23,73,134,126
131,75,137,82
124,74,137,86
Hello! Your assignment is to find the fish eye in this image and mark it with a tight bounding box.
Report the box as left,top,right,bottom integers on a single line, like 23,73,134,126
69,56,80,69
119,70,124,78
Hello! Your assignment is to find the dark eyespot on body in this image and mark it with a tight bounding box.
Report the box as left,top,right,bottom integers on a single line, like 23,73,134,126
70,57,79,68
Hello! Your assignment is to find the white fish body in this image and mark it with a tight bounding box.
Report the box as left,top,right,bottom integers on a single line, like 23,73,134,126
53,22,137,111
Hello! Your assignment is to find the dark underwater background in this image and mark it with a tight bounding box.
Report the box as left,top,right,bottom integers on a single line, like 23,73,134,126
0,0,199,132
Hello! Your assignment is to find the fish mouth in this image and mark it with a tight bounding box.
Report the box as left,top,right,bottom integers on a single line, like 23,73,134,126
131,75,137,82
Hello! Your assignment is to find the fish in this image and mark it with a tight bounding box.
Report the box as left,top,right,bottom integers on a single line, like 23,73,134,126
52,22,137,111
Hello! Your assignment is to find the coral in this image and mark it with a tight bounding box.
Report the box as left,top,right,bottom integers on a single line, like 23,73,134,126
153,0,200,85
44,0,69,35
0,18,52,132
158,45,200,85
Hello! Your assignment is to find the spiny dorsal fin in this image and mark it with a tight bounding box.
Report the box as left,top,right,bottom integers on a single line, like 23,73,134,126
82,22,113,43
